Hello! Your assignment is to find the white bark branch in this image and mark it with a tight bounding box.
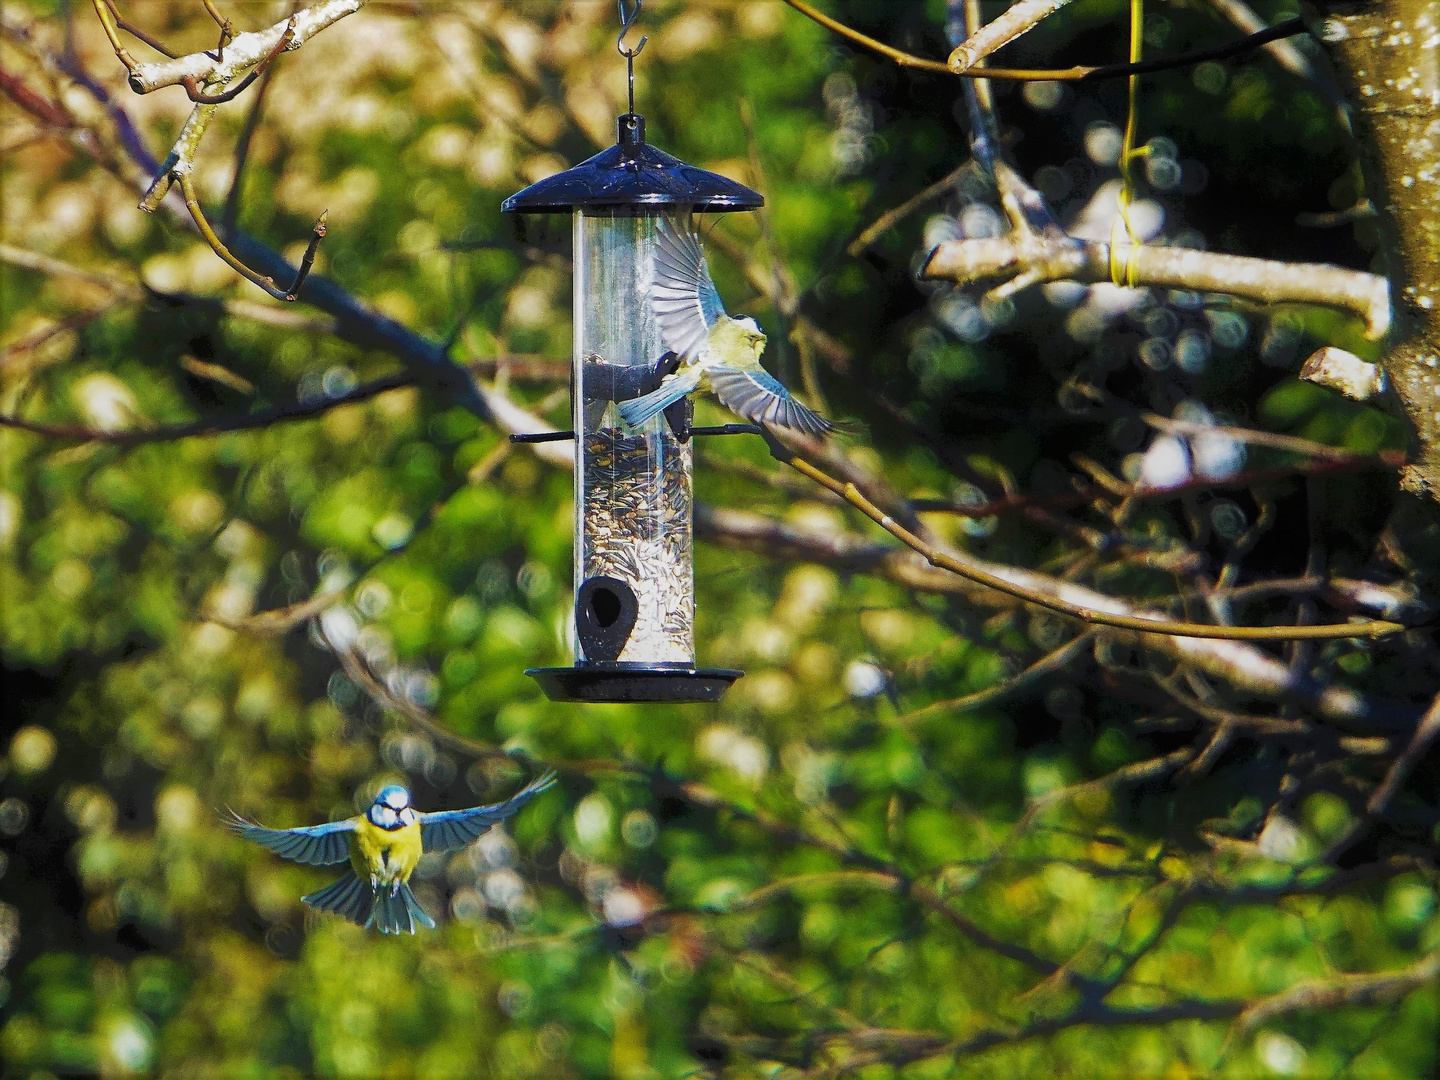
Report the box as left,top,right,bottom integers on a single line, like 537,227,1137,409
140,101,217,211
948,0,1076,72
922,234,1392,339
127,0,364,95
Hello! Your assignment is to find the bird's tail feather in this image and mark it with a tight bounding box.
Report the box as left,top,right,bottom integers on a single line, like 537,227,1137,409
617,368,701,429
302,871,374,927
366,881,434,935
402,882,436,930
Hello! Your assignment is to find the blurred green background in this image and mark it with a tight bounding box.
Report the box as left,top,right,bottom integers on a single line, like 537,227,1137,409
2,1,1436,1077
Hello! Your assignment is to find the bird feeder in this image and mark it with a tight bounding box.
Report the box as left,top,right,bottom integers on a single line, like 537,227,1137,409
502,111,762,703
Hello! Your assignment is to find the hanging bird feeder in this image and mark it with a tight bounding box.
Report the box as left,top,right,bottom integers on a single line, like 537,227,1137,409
503,1,760,703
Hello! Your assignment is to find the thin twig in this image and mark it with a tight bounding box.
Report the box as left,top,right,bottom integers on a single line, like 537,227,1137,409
178,172,326,302
200,0,235,62
890,632,1095,726
1141,414,1371,463
782,0,1309,83
1321,690,1440,861
179,16,293,104
772,443,1407,641
848,163,968,258
698,504,1409,728
210,586,344,635
90,0,167,73
0,371,410,446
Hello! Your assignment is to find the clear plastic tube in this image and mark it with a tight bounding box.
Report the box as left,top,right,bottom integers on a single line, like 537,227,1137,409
573,210,694,665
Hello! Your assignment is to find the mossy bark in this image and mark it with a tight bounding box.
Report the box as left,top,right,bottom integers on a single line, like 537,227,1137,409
1314,0,1440,512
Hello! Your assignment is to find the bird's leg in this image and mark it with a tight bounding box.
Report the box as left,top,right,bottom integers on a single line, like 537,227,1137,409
370,873,379,890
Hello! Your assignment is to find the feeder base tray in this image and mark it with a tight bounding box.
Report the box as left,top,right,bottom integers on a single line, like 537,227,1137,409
527,664,742,703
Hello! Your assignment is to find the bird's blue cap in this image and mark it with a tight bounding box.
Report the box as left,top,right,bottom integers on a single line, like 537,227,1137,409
375,785,410,809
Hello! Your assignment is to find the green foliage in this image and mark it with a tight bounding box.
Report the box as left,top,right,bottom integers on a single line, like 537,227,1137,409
2,2,1437,1078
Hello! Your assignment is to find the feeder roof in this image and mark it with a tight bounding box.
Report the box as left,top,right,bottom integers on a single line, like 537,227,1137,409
502,114,763,214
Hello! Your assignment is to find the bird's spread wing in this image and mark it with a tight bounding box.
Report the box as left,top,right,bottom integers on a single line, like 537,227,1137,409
420,772,558,853
652,216,725,360
708,367,833,436
228,813,356,866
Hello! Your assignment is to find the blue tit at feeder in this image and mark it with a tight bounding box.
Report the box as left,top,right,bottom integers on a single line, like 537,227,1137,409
617,217,833,437
228,772,557,934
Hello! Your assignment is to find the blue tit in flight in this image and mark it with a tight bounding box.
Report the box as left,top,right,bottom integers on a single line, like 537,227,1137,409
228,772,557,935
617,216,833,437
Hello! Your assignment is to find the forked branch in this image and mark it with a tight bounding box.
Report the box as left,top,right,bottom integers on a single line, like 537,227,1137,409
179,172,327,301
922,234,1391,339
120,0,363,96
93,0,292,101
769,442,1408,641
781,0,1309,83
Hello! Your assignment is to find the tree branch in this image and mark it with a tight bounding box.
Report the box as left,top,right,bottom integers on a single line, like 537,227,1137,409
0,371,411,446
947,0,1075,73
123,0,363,96
922,235,1391,339
782,0,1309,83
773,444,1408,641
1321,689,1440,860
696,504,1413,729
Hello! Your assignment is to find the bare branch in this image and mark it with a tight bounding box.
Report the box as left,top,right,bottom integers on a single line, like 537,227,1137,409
177,16,294,105
1299,346,1387,402
138,100,217,212
1201,0,1349,117
848,162,968,258
1140,413,1381,463
0,66,75,128
0,371,411,446
923,235,1391,339
125,0,363,96
1322,690,1440,860
178,173,327,301
696,504,1412,729
775,445,1408,642
2,305,116,367
1231,947,1440,1034
814,944,1440,1070
947,0,1074,73
210,586,344,636
890,632,1096,727
782,0,1310,83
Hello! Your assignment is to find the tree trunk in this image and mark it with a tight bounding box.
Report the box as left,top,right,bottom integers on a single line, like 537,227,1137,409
1315,0,1440,515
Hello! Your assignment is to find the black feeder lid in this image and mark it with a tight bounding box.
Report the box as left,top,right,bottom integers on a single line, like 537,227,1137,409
502,114,763,214
526,665,743,704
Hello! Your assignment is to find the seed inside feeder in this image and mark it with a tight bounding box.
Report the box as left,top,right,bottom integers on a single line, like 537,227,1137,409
580,413,694,664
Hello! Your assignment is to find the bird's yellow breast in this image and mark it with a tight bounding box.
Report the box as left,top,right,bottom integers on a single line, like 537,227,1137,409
350,817,423,885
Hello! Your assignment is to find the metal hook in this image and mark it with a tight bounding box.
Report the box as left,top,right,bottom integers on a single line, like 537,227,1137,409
616,0,647,58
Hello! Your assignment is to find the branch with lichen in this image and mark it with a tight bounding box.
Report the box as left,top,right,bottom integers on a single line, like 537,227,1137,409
93,2,358,301
947,0,1075,72
922,234,1392,339
109,0,363,96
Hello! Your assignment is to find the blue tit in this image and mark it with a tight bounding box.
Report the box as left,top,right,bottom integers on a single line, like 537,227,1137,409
617,216,833,437
228,772,556,934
